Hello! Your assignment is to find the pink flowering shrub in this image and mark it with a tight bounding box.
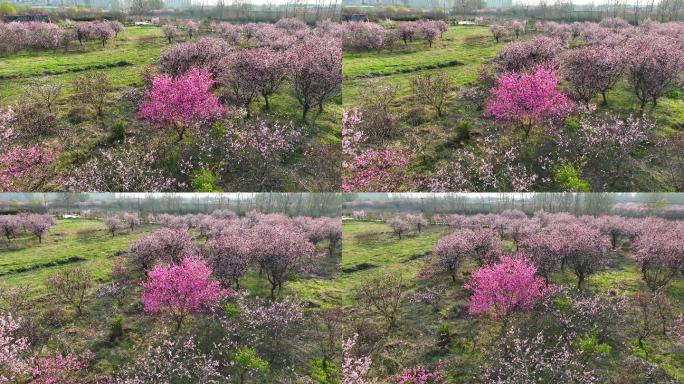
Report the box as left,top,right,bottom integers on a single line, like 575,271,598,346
428,136,545,192
0,108,58,191
342,109,414,192
206,233,253,289
342,148,415,192
622,33,684,111
128,228,194,271
237,294,304,331
288,35,342,120
341,108,416,192
341,333,375,384
675,314,684,343
251,224,315,299
140,256,228,330
138,67,224,142
494,36,561,72
486,66,575,138
563,45,623,105
390,361,446,384
0,145,57,192
156,37,229,77
482,326,597,383
29,351,94,384
0,313,29,383
465,255,547,321
219,47,287,113
62,138,178,192
115,333,228,383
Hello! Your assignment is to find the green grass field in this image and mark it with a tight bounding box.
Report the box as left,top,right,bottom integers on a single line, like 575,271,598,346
343,26,501,103
341,220,684,381
0,26,164,102
342,25,684,192
0,218,149,289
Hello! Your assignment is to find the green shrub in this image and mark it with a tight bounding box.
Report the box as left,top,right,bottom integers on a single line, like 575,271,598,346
554,163,590,192
234,347,268,384
109,315,124,342
225,302,240,319
563,116,580,134
664,87,683,100
191,168,223,192
455,120,471,141
578,334,611,355
437,322,451,349
109,122,126,142
211,121,227,137
308,358,339,384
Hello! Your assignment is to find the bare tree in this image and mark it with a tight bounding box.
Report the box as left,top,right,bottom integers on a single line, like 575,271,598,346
45,267,93,316
25,82,62,113
354,271,406,329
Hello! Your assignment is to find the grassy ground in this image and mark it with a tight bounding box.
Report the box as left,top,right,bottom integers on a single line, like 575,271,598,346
343,26,502,103
0,218,148,290
0,26,164,102
341,220,684,381
342,25,684,191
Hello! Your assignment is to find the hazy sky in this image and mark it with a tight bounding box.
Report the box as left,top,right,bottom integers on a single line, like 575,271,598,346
339,0,653,6
193,0,339,5
512,0,647,4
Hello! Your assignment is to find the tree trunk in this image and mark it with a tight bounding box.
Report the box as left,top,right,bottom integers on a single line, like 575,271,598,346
302,105,309,121
639,98,647,115
270,283,277,300
177,126,186,143
577,274,585,291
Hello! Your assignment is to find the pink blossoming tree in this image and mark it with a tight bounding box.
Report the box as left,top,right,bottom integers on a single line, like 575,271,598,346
252,224,315,299
465,255,547,324
138,67,224,142
486,66,575,139
128,228,195,272
632,227,684,292
206,233,253,289
140,256,228,330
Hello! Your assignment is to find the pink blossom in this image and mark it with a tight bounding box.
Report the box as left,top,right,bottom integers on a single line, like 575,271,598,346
342,333,375,384
138,67,224,141
140,256,228,330
30,351,93,384
0,313,29,383
465,255,547,321
486,66,575,138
